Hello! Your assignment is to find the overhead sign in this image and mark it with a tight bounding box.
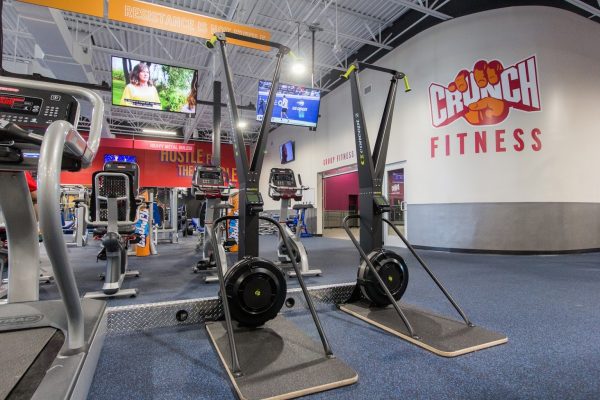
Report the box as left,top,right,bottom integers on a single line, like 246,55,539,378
108,0,271,51
429,56,541,128
133,140,194,152
17,0,104,17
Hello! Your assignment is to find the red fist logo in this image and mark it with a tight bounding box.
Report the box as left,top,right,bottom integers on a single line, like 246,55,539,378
448,60,509,125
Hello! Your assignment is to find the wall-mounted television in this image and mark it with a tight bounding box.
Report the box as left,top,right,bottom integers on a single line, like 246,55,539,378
111,56,198,114
256,80,321,128
104,154,137,164
280,140,295,164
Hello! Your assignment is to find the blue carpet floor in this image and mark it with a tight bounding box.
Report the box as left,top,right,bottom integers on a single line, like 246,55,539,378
79,234,600,399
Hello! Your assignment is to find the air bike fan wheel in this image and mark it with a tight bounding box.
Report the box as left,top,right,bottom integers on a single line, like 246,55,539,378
357,249,409,307
224,257,287,327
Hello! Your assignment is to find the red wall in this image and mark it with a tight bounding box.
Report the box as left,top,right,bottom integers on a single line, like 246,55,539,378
323,172,358,211
61,138,242,188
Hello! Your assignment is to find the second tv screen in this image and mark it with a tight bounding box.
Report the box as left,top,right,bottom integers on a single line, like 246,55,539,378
256,80,321,128
112,56,198,114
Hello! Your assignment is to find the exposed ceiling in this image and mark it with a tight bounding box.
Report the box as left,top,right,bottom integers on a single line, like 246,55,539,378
1,0,599,143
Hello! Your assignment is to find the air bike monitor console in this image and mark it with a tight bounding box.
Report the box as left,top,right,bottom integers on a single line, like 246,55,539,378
338,62,507,357
0,77,106,399
204,32,357,400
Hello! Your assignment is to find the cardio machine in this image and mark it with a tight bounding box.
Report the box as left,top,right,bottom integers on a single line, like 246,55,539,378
192,81,233,282
192,164,232,281
80,161,141,299
0,76,106,399
203,32,356,400
338,61,507,356
268,167,321,277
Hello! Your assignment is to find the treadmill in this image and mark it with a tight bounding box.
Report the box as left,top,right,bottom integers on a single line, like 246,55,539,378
0,76,106,399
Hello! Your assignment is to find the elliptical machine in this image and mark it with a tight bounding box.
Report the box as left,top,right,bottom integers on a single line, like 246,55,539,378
268,167,321,277
81,161,141,298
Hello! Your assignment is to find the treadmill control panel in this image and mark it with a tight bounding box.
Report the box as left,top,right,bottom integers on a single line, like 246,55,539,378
0,84,81,170
0,88,78,134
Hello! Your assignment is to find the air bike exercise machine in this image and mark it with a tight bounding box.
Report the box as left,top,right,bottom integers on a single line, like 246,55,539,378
204,32,357,400
338,62,507,356
268,167,321,277
0,76,106,399
193,80,233,282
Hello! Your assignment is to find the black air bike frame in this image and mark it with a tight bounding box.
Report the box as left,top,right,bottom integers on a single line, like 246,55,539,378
340,61,473,339
206,32,333,377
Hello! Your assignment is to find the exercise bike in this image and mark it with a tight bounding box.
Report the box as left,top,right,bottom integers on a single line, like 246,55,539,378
81,161,142,298
192,164,233,283
268,167,321,277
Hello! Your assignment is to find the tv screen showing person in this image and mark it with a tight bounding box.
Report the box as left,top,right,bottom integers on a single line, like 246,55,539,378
112,56,198,114
256,80,321,128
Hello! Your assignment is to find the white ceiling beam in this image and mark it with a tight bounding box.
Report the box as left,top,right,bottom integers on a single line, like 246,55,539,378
387,0,452,20
563,0,600,17
257,13,393,50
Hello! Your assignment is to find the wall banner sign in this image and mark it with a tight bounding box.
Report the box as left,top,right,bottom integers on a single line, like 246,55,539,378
428,55,543,158
108,0,270,50
18,0,271,51
133,140,194,152
17,0,104,17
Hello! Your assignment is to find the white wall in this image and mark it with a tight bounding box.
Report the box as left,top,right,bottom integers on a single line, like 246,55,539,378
261,6,600,212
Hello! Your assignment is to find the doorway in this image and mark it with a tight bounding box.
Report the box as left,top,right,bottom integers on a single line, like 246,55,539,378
320,166,359,239
383,162,407,247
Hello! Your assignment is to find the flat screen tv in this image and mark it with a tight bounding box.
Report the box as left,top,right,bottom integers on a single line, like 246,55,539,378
104,154,137,164
256,80,321,128
111,56,198,114
280,140,295,164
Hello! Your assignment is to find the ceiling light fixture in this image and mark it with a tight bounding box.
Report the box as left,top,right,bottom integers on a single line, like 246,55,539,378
142,128,178,135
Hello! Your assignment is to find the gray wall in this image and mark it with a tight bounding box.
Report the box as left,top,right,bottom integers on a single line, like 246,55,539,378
408,203,600,253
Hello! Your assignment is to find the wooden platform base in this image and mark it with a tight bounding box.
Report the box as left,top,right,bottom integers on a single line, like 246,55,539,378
206,315,358,400
340,301,507,357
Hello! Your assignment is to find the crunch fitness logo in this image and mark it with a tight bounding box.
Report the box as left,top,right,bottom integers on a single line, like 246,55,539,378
429,56,541,127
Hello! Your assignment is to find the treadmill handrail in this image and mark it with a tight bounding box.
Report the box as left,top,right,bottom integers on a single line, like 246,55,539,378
0,76,104,167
